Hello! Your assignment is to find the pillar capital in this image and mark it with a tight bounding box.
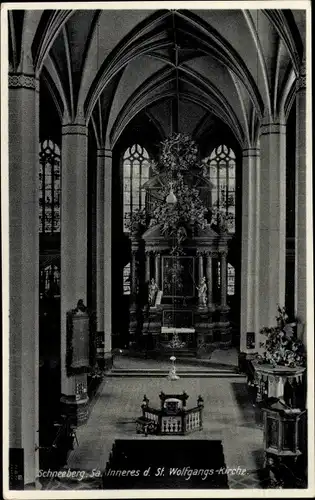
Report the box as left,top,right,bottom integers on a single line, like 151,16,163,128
260,121,286,136
97,148,112,158
62,122,88,136
205,250,214,257
299,56,306,77
296,61,306,92
242,148,260,158
8,72,39,92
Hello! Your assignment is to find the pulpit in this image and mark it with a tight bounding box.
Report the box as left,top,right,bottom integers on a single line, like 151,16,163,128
252,361,306,408
262,398,307,487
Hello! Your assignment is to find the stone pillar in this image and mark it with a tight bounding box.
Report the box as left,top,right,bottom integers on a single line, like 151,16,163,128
145,252,151,282
259,121,286,330
220,251,227,307
131,250,137,296
9,72,40,487
198,253,204,280
198,252,205,309
104,149,112,364
295,65,307,343
240,148,260,353
206,252,213,309
155,253,161,288
60,122,89,423
96,149,105,357
197,252,204,307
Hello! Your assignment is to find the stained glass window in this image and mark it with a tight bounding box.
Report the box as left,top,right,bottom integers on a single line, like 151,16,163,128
123,144,150,232
40,264,60,299
227,264,235,296
39,139,61,233
217,262,235,296
204,145,236,233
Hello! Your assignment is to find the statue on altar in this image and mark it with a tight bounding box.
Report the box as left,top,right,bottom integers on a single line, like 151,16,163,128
196,277,207,307
148,278,159,306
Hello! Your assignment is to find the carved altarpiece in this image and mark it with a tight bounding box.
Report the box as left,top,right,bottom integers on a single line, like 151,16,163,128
129,227,232,356
127,134,232,355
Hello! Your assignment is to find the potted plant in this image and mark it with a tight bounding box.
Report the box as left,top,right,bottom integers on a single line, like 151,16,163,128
253,306,306,407
257,306,306,368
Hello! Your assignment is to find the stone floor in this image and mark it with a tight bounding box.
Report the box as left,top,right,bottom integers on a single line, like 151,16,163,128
41,370,267,490
112,347,239,372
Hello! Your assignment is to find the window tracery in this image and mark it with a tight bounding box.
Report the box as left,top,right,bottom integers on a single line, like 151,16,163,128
123,144,150,232
39,139,61,233
204,144,236,233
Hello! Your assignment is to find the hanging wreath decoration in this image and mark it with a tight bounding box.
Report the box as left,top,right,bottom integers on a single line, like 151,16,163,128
148,134,210,245
149,174,208,241
151,133,203,176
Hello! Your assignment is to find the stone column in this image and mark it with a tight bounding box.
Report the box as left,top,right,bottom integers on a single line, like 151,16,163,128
295,64,307,343
155,253,161,288
145,252,151,282
240,148,260,353
9,72,40,487
60,122,89,423
220,251,227,307
197,252,204,308
104,149,112,364
198,253,204,280
131,250,137,296
206,252,213,309
96,149,105,357
259,121,286,330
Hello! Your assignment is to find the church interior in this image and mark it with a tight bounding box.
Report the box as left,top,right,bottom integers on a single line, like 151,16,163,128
5,5,312,493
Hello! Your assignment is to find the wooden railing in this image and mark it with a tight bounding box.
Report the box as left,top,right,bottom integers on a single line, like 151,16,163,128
137,403,203,435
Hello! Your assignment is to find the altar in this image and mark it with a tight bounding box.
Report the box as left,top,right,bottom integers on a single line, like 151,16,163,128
128,223,232,356
127,134,232,356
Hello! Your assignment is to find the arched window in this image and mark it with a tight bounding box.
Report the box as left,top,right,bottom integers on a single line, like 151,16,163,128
39,139,61,233
123,144,150,232
205,145,236,233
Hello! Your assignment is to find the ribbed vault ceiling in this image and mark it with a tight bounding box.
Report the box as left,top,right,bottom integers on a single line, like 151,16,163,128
9,8,305,149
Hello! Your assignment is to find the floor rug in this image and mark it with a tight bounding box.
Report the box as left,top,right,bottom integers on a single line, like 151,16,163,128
102,439,229,489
